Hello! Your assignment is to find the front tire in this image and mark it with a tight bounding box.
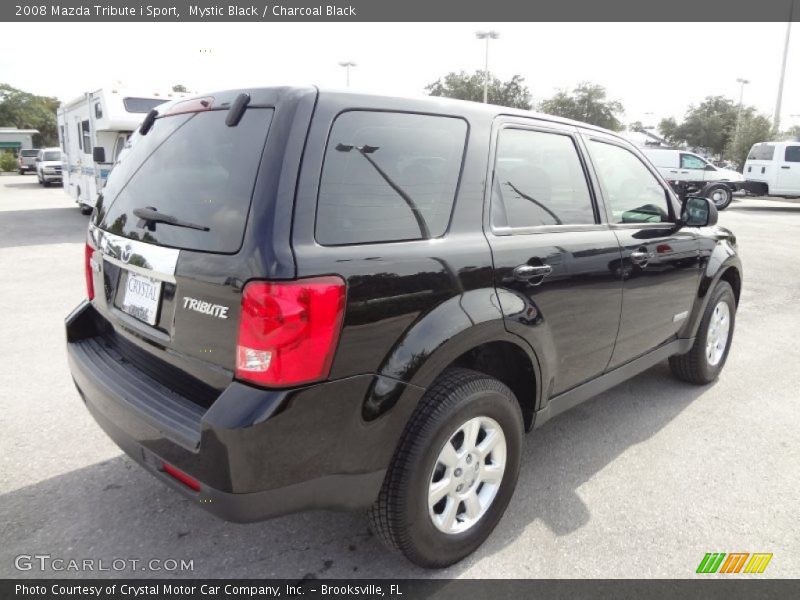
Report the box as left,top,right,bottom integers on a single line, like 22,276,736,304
669,281,736,384
704,183,733,210
369,368,523,568
80,204,92,215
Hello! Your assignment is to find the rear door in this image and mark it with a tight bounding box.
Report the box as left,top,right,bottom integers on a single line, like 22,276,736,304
776,144,800,194
583,133,701,368
88,101,277,393
486,119,623,396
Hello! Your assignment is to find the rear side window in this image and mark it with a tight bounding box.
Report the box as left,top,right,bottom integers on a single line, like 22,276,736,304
785,146,800,162
587,140,671,224
492,128,595,229
748,144,775,161
316,111,467,245
94,108,273,253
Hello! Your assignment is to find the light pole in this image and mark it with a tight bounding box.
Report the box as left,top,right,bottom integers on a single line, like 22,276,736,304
338,61,357,88
475,30,500,104
773,0,795,133
734,77,750,147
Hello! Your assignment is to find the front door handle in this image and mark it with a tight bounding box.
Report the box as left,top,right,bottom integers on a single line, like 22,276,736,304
781,166,791,169
513,264,552,281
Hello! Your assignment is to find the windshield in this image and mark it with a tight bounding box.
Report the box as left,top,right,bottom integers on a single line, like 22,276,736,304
94,107,273,253
43,151,61,161
748,144,775,161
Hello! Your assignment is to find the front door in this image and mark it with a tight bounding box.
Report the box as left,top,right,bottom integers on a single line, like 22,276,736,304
486,122,623,396
585,136,701,368
776,144,800,194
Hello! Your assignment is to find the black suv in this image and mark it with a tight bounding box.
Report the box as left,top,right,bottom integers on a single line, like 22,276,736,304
66,87,741,568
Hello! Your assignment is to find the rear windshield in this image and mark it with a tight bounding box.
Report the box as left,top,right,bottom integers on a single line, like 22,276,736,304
43,151,61,161
123,97,166,113
94,108,273,253
747,144,775,161
20,150,39,157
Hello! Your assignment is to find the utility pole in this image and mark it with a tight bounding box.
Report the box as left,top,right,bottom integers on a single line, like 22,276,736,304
734,78,750,148
475,30,500,104
773,1,795,133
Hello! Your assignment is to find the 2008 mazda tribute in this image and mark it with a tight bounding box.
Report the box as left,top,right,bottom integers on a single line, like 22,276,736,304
66,86,741,567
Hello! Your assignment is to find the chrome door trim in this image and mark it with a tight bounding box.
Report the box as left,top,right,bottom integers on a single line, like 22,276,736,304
89,224,179,283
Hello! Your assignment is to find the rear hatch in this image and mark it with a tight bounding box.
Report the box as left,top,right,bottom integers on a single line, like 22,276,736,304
85,93,280,405
744,143,776,182
20,149,39,166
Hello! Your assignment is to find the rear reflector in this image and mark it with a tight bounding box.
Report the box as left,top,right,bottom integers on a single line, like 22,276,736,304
236,277,346,387
84,243,95,300
162,462,201,492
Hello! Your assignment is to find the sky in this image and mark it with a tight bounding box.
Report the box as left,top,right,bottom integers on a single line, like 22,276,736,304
2,21,799,130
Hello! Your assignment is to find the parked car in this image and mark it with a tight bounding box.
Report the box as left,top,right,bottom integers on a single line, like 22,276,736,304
66,88,742,568
742,139,800,197
36,147,63,187
17,149,40,174
641,147,744,209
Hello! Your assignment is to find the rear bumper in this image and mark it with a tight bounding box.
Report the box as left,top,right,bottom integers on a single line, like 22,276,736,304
66,301,422,522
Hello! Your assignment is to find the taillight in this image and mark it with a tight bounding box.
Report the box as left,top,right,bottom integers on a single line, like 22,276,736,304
236,277,346,387
84,243,95,300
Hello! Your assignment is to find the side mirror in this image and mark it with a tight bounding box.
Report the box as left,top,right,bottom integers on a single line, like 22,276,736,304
681,196,718,228
93,146,106,163
704,164,717,171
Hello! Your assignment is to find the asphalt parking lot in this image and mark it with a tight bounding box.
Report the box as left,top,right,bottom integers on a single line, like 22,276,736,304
1,173,798,579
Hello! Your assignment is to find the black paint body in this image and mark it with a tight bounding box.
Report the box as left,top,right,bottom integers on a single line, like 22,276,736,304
65,87,742,521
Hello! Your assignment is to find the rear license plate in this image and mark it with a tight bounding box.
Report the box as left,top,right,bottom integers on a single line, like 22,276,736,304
121,272,162,325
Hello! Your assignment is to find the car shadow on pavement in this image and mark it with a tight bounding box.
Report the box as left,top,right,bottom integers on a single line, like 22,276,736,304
0,363,709,579
0,207,87,249
725,205,800,213
1,180,57,189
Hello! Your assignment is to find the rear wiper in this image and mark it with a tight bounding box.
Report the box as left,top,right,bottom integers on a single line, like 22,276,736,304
133,207,209,232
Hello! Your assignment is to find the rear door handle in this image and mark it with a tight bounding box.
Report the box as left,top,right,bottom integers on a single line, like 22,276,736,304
513,264,552,281
781,166,791,169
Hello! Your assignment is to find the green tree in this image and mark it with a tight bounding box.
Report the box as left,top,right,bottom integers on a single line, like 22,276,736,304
780,124,800,139
658,96,739,157
171,84,188,93
727,112,773,169
425,71,532,110
0,83,59,146
538,82,624,131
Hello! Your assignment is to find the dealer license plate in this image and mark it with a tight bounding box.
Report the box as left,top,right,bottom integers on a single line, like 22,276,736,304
121,272,162,326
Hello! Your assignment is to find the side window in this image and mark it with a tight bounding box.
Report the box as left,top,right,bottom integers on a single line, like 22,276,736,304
82,120,92,154
76,122,83,151
316,111,467,245
785,146,800,163
94,102,103,119
492,128,595,228
680,153,707,169
588,140,671,224
59,125,65,152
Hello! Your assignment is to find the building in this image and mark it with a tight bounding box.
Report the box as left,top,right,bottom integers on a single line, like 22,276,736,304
0,127,39,155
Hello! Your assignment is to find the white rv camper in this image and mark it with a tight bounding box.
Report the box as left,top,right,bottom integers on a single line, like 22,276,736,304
57,88,189,214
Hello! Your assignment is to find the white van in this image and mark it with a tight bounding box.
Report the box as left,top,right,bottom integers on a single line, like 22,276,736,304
743,140,800,197
57,87,188,214
641,148,744,209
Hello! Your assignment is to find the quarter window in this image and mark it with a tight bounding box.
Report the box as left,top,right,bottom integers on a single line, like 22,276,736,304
95,102,103,119
785,146,800,162
588,140,671,224
316,111,467,245
492,128,595,229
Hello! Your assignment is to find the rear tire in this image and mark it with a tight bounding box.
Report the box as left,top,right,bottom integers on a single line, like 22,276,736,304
669,281,736,384
43,179,51,187
704,183,733,210
369,368,523,568
80,204,92,215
